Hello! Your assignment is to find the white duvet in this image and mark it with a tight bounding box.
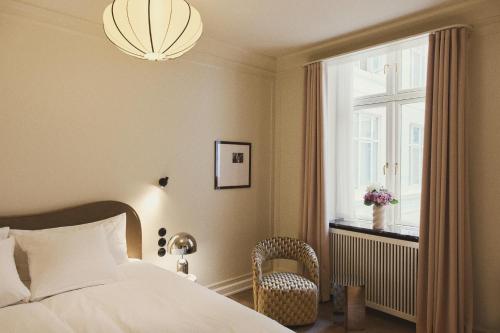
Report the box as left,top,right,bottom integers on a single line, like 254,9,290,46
0,262,292,333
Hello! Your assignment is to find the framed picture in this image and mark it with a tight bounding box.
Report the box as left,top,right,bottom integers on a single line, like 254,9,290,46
214,141,251,189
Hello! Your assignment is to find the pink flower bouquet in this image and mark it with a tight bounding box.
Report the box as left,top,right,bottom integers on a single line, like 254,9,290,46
364,184,399,207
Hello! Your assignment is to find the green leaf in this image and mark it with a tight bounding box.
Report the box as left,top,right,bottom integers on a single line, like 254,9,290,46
364,200,373,206
390,199,399,204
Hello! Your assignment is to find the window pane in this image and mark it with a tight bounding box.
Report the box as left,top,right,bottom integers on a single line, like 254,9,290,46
353,106,386,220
359,115,372,138
400,44,428,90
411,126,421,144
400,102,425,227
359,142,372,185
353,54,387,98
410,147,421,184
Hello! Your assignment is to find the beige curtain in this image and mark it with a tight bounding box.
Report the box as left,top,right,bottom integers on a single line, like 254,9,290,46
417,27,473,333
301,62,330,302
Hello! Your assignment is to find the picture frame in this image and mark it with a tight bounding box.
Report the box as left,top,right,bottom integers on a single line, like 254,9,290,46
214,141,251,189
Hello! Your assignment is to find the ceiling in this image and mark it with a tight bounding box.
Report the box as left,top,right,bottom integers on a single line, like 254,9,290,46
16,0,454,57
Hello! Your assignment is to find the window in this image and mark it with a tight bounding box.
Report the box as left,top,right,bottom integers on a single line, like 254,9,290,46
409,124,423,186
325,36,428,228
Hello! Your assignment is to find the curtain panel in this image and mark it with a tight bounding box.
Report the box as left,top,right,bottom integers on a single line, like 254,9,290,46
417,27,473,333
301,62,331,302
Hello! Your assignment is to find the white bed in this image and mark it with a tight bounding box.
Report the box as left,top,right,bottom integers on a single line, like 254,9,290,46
1,260,292,333
0,202,292,333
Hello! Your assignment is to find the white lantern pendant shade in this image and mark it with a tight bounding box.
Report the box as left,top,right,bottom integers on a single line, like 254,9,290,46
103,0,203,61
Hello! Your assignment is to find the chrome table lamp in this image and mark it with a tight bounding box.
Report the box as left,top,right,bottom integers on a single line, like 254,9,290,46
167,232,197,274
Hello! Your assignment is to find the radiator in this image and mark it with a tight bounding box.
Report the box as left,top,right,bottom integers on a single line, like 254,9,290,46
330,228,419,322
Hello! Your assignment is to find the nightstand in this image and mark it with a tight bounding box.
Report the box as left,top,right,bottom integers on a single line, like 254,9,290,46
176,271,197,283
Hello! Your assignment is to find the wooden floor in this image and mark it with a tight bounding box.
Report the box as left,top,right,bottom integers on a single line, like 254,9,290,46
229,289,416,333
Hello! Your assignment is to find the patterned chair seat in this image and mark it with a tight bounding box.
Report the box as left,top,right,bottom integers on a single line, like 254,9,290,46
261,272,316,292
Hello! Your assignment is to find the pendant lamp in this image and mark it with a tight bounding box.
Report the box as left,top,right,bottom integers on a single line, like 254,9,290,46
103,0,202,61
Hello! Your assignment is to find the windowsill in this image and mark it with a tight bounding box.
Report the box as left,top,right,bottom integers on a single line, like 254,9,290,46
329,218,419,242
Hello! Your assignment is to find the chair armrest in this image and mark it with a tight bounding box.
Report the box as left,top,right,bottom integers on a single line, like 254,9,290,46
251,250,264,285
301,244,320,287
251,249,265,310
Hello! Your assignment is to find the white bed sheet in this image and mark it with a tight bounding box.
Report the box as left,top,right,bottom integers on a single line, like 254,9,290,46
0,261,293,333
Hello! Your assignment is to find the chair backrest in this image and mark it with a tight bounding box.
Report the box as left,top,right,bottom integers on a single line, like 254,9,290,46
253,237,319,284
254,237,312,263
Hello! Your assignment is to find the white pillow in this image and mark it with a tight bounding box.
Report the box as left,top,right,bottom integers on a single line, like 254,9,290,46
0,227,9,240
15,225,118,301
10,213,128,286
0,237,31,308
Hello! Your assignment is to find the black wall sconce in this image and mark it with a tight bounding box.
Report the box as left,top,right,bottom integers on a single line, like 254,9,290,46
158,177,169,188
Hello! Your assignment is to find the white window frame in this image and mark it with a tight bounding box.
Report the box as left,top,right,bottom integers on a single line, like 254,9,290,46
340,36,428,228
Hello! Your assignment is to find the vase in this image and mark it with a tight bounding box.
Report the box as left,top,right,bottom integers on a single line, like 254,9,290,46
372,205,385,230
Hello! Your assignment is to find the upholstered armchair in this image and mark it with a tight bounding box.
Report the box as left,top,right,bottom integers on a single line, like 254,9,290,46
251,237,319,326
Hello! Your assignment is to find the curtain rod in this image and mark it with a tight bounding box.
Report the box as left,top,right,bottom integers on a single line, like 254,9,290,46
303,24,472,67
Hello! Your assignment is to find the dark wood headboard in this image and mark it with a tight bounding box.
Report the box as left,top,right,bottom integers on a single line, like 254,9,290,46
0,201,142,259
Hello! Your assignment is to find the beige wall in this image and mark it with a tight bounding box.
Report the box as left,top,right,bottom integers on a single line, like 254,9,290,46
273,1,500,331
0,6,275,288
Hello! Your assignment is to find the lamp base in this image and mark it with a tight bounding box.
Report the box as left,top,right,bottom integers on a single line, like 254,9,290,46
177,258,189,274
